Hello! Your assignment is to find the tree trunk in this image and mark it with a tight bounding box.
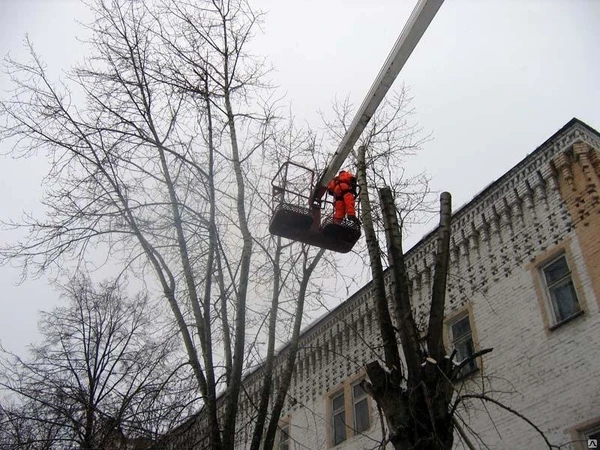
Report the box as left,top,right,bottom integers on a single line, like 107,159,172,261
356,146,403,376
364,189,455,450
263,248,325,450
427,192,452,363
249,238,283,450
379,187,421,381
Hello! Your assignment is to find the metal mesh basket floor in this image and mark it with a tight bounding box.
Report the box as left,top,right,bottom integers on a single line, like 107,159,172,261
269,202,360,253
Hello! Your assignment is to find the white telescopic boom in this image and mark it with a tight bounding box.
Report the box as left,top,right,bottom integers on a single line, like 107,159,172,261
311,0,444,203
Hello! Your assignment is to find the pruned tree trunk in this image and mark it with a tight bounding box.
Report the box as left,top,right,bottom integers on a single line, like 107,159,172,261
364,188,454,450
427,192,452,362
379,187,422,381
356,146,403,376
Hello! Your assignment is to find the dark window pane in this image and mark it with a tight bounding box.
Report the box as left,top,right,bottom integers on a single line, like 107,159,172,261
550,280,580,322
354,398,370,433
450,315,477,376
332,392,344,412
456,337,477,375
543,256,569,284
452,316,471,340
333,411,346,445
353,382,366,400
456,338,474,361
587,429,600,441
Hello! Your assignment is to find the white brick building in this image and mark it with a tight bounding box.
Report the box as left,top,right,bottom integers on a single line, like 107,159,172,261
163,118,600,450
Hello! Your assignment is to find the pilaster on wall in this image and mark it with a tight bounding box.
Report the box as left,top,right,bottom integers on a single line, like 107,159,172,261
553,141,600,307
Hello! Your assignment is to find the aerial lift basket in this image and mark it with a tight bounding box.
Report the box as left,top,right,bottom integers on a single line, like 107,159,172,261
269,162,360,253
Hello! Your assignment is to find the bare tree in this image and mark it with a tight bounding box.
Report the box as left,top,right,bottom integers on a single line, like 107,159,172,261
0,1,334,449
0,275,190,449
0,400,59,450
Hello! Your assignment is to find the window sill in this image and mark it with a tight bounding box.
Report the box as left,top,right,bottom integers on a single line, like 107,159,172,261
549,309,584,331
330,427,374,449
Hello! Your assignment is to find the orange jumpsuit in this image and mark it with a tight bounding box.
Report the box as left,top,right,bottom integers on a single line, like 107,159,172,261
327,171,357,221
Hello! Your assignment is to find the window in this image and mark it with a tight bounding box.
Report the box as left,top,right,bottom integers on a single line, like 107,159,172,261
352,382,370,433
331,392,346,445
279,423,290,450
568,418,600,450
528,241,589,331
449,314,477,377
328,376,372,447
541,255,581,324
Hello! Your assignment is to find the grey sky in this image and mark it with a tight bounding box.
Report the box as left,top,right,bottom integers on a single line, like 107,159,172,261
1,0,599,354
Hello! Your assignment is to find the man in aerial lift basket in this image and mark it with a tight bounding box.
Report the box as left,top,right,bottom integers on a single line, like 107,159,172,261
327,170,360,225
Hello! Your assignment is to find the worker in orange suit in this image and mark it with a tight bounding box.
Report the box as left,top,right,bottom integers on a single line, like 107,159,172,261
327,170,360,225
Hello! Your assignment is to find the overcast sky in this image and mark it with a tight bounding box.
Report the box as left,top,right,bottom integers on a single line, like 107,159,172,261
1,0,599,354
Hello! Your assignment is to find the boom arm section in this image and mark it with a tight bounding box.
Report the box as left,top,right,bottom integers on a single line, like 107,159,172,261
310,0,444,205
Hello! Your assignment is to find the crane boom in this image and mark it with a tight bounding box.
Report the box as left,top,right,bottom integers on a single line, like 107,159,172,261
310,0,444,204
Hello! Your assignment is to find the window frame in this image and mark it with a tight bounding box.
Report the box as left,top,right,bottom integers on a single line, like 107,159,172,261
527,240,588,332
325,373,373,448
351,380,370,434
567,417,600,450
331,390,346,446
444,304,481,379
540,253,582,326
448,312,478,377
